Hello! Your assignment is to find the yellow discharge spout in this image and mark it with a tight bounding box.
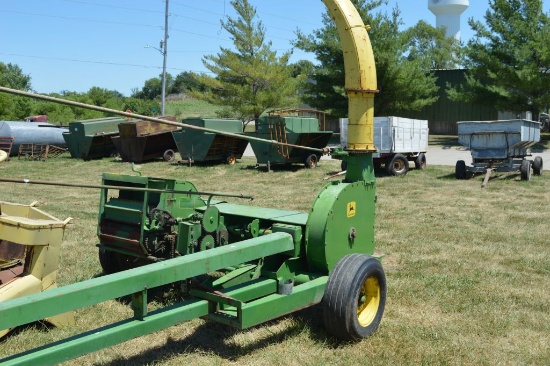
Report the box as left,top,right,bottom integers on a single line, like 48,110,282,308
322,0,377,152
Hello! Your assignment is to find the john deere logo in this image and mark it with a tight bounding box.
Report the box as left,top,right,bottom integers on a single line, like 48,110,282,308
347,202,356,218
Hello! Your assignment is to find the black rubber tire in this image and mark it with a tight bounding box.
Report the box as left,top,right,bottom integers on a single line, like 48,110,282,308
322,254,386,341
415,153,426,170
385,154,409,176
163,149,175,162
455,160,466,179
99,249,139,274
532,156,543,176
520,159,532,181
305,154,318,169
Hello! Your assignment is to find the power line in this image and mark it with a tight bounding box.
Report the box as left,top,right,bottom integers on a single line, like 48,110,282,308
0,52,185,72
0,9,292,43
2,1,315,37
61,0,164,14
0,9,162,29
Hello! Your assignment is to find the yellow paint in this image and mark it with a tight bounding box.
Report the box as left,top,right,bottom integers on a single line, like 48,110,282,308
322,0,377,151
0,201,74,336
357,276,381,327
347,201,356,218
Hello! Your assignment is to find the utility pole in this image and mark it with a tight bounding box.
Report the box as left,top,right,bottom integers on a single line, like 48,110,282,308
161,0,169,116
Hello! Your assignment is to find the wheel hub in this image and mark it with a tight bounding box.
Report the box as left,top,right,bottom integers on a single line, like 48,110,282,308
357,276,381,327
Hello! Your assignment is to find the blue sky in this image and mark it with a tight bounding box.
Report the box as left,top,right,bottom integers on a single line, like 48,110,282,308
0,1,544,96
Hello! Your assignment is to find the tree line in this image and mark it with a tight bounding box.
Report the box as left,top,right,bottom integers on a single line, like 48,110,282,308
1,0,549,124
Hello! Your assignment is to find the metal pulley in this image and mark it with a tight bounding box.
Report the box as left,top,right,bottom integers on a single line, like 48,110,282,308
201,206,219,233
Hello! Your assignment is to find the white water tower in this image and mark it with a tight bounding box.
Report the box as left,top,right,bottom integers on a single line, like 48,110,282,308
428,0,469,41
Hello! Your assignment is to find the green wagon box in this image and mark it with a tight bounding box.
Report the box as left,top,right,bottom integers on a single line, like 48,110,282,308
62,117,125,160
172,118,248,165
246,113,333,169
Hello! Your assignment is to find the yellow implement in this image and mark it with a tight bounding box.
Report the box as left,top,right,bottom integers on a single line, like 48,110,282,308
0,201,73,337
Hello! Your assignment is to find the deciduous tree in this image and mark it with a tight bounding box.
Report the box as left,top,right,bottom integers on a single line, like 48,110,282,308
0,62,32,120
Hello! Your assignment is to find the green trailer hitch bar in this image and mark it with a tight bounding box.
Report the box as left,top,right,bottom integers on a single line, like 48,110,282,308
0,232,326,365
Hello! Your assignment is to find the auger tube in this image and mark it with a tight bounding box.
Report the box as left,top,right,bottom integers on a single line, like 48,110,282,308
321,0,377,152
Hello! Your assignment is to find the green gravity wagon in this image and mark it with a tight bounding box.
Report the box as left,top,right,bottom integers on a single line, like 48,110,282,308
171,118,248,165
246,110,333,169
62,117,125,160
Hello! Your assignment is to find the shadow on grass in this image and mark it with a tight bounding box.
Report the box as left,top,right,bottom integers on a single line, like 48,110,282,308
240,163,307,173
437,170,524,183
100,305,345,366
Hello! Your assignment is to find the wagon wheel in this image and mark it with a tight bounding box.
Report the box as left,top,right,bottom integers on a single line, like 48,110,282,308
322,254,386,340
305,154,318,169
226,154,236,165
532,156,543,176
385,154,409,176
455,160,466,179
415,153,426,170
163,149,175,162
520,159,532,181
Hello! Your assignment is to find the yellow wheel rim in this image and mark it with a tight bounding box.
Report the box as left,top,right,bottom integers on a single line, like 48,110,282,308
227,155,236,165
357,276,381,327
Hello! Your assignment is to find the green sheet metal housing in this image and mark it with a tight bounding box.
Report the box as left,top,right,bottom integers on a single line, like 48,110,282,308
246,115,332,166
62,117,125,160
172,118,248,163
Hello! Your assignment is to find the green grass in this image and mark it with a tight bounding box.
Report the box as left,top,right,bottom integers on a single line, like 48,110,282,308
166,98,222,119
0,154,549,365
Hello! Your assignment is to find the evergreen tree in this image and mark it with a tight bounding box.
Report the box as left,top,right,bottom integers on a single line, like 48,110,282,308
452,0,550,120
191,0,301,125
294,0,454,118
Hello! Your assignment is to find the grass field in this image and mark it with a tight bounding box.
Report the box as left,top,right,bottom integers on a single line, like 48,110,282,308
165,98,222,120
0,152,549,365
